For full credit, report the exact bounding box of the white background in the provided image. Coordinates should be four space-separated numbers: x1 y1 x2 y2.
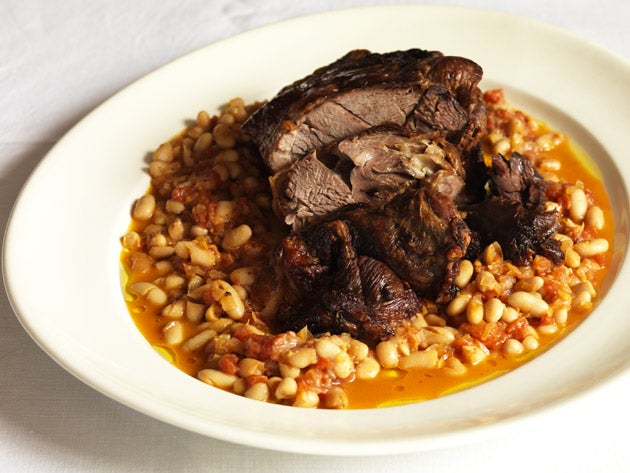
1 1 629 472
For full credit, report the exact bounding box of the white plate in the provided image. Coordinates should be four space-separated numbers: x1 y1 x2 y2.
3 5 630 455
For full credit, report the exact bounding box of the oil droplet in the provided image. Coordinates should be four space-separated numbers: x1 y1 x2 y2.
381 369 402 380
153 345 175 364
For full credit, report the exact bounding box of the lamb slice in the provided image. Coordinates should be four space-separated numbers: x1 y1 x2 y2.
243 49 485 172
269 150 353 229
333 128 466 205
409 85 469 140
270 128 467 230
347 186 472 298
265 219 421 346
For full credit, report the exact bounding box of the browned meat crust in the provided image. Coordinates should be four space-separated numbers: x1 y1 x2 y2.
246 50 560 346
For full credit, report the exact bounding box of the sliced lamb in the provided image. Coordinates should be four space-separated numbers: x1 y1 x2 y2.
335 128 466 205
243 49 485 173
247 49 563 345
269 128 466 230
269 151 353 229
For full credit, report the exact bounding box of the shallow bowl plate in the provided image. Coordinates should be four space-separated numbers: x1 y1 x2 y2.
3 5 630 455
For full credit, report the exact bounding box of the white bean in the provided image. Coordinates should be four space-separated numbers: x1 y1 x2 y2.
324 387 348 409
398 349 439 370
569 188 588 222
132 195 156 220
572 290 593 311
189 244 217 267
193 132 213 156
538 324 558 335
585 206 605 230
454 260 474 287
333 351 354 379
288 347 317 369
493 138 511 155
355 357 381 380
539 157 561 171
446 292 472 317
554 307 569 325
522 335 540 351
165 199 185 214
503 338 524 357
501 306 519 323
163 321 184 345
198 369 237 389
348 339 369 361
149 246 175 260
484 298 505 323
121 231 141 250
293 389 319 408
209 280 245 320
376 340 399 369
315 338 341 360
507 291 549 317
475 271 497 292
161 300 185 318
153 142 174 163
129 282 167 307
238 358 265 377
444 357 467 376
513 276 544 293
565 248 581 268
482 242 503 264
279 363 300 379
230 266 258 286
244 382 269 402
460 344 488 366
186 301 206 323
466 295 484 324
421 327 456 346
182 329 216 351
222 225 252 251
574 238 609 257
164 274 186 291
275 377 298 400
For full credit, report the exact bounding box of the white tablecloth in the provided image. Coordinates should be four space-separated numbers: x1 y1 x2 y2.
1 1 629 471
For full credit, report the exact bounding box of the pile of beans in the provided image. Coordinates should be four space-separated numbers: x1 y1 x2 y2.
120 91 612 409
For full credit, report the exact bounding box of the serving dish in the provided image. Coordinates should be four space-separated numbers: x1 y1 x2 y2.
3 5 630 455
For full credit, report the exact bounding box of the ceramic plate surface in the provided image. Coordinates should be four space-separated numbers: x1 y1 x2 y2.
3 5 630 455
